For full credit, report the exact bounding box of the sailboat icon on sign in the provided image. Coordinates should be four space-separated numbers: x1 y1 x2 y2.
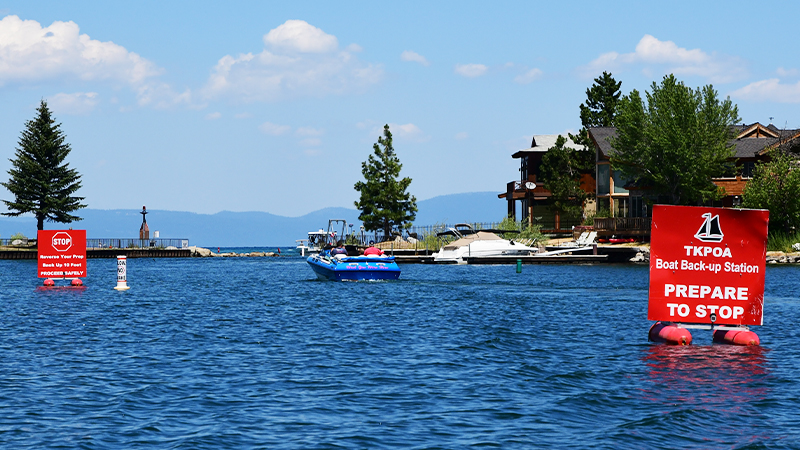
694 212 724 243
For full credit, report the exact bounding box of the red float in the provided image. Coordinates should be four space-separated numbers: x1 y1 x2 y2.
648 322 692 345
713 329 760 346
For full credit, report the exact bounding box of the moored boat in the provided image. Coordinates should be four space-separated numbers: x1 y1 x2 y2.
432 224 538 264
307 253 401 281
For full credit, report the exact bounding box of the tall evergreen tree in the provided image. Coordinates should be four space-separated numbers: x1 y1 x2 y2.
2 100 86 230
354 125 417 239
569 71 622 148
540 135 590 218
610 74 740 205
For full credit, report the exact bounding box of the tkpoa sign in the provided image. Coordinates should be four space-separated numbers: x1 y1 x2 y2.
648 205 768 326
37 229 87 278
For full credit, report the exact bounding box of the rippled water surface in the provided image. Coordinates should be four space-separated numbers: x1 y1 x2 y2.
1 255 799 449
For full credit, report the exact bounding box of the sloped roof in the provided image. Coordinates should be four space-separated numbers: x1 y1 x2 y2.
511 134 582 158
587 124 800 159
587 127 617 157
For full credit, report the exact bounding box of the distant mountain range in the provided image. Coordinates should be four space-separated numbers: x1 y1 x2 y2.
0 191 505 246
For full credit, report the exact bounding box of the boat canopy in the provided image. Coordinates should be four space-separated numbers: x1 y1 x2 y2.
441 231 504 251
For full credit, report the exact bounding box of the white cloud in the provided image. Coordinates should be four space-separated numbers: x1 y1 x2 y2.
47 92 99 115
136 81 192 108
206 112 222 120
389 123 427 142
454 132 468 140
263 20 338 53
203 20 383 102
731 79 800 103
300 138 322 146
0 15 160 86
0 15 193 109
581 35 747 83
259 121 291 135
777 67 799 77
401 50 429 66
234 112 252 119
455 63 488 78
296 127 323 136
514 68 543 84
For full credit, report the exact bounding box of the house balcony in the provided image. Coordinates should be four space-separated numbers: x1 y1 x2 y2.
593 217 652 238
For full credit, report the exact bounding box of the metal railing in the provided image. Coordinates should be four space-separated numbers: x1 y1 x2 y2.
87 238 190 249
593 217 652 233
0 238 33 247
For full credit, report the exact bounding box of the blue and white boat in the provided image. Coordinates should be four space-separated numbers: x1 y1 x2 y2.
307 253 401 281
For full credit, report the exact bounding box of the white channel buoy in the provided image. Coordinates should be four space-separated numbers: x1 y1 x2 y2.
114 255 130 290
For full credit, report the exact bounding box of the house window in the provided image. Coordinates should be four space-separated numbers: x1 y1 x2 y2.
597 164 610 195
612 169 629 194
521 156 529 181
597 198 610 216
630 196 648 218
614 197 630 218
742 161 755 178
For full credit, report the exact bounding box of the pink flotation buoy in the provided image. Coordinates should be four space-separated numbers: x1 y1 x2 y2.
70 279 84 287
713 329 760 346
43 278 55 287
649 322 692 345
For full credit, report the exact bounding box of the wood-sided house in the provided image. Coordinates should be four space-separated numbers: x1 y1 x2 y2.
498 135 596 232
588 122 800 238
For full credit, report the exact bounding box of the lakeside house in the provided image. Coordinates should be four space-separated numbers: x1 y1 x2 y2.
498 135 595 233
588 122 800 239
499 123 800 238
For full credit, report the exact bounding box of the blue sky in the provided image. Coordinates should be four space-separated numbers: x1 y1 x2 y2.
1 1 798 217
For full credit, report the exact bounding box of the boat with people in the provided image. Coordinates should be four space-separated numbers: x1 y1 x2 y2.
306 252 401 281
432 223 539 264
303 220 401 281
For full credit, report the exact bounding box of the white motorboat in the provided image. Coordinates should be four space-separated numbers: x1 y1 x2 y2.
432 224 538 264
296 219 348 256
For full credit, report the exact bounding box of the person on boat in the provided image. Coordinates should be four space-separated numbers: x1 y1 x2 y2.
363 246 384 256
330 241 348 259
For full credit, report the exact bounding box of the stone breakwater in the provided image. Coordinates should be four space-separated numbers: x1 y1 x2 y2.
189 247 280 258
627 247 800 264
766 251 800 264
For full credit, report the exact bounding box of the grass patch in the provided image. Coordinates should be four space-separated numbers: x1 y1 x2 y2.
767 231 800 253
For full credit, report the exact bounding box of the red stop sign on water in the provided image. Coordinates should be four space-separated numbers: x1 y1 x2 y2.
51 231 73 252
37 230 87 278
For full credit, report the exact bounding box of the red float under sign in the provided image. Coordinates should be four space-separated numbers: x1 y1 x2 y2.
37 229 87 278
648 205 768 326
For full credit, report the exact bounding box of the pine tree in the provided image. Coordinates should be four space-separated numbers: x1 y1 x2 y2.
540 135 590 218
354 125 417 239
569 71 622 149
2 100 86 230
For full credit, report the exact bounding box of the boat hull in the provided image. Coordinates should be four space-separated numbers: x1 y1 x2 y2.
307 255 401 281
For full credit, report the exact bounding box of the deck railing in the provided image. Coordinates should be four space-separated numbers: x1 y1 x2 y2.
87 238 190 249
593 217 652 235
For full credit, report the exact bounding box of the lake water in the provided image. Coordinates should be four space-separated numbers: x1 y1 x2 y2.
1 253 799 449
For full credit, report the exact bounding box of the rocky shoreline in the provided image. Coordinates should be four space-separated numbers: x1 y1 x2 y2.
627 247 800 264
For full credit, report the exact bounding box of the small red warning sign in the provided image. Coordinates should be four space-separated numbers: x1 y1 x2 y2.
37 229 87 278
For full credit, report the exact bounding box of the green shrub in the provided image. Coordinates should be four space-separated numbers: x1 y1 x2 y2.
496 217 547 245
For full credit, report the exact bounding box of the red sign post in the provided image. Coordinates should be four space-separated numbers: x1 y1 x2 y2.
37 230 87 278
648 205 768 326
